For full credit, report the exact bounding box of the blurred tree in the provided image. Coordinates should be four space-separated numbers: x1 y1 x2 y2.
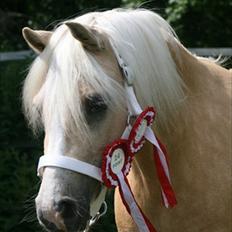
166 0 232 47
122 0 169 15
1 0 231 51
0 59 43 232
0 0 122 51
120 0 232 47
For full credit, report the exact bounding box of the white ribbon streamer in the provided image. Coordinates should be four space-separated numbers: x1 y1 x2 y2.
126 86 143 116
117 172 150 232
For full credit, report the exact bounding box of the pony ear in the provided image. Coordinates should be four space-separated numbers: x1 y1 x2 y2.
65 22 105 51
22 27 52 53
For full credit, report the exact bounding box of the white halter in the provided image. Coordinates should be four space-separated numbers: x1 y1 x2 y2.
37 44 170 188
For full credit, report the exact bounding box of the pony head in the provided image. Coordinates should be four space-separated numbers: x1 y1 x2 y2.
22 9 184 232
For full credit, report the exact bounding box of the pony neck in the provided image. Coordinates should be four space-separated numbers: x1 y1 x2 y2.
129 37 229 198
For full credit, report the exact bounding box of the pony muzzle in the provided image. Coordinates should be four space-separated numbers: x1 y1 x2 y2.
36 167 100 232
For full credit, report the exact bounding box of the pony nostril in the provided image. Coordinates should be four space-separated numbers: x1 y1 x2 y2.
37 209 60 231
54 197 90 231
55 197 77 219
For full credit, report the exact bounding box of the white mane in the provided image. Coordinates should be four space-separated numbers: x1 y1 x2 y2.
23 9 185 138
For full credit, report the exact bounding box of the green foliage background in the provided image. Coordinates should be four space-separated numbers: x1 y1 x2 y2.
0 0 231 232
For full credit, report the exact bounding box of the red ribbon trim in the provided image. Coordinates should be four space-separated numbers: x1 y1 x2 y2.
153 144 177 207
128 107 156 153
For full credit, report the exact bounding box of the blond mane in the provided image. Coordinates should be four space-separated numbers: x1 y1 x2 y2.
23 9 185 138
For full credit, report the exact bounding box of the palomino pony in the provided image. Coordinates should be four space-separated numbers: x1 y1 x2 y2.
22 9 231 232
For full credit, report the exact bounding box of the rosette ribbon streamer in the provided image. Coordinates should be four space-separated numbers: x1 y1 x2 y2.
101 105 176 232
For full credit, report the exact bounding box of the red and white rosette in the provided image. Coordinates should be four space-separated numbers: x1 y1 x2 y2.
102 139 132 188
127 106 177 208
102 139 157 232
128 107 156 153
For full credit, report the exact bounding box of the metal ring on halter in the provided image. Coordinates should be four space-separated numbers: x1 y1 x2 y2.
88 201 108 227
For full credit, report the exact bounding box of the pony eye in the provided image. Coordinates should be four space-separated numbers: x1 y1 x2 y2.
84 94 107 123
